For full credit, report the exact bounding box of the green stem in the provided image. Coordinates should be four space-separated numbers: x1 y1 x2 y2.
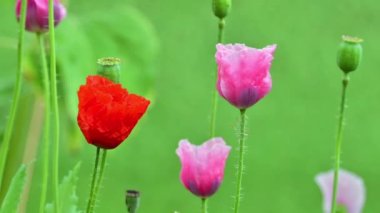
88 149 107 213
233 109 246 213
209 18 226 138
201 198 207 213
330 74 350 213
37 33 51 213
48 0 60 211
217 19 225 44
86 148 101 213
0 0 27 192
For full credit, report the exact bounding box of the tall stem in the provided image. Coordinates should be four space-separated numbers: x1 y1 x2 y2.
0 0 28 192
330 74 349 213
37 33 51 213
86 148 101 213
233 109 246 213
88 149 108 213
48 0 60 211
201 198 208 213
209 18 225 138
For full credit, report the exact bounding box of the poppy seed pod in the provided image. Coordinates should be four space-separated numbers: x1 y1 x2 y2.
97 57 121 83
337 36 363 73
126 190 140 213
212 0 231 19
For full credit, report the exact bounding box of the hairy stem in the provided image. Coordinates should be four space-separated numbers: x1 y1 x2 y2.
88 149 107 213
201 198 208 213
330 74 349 213
48 0 60 211
0 0 28 192
86 148 101 213
233 109 246 213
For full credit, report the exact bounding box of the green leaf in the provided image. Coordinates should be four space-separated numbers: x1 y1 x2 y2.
45 162 81 213
0 164 27 213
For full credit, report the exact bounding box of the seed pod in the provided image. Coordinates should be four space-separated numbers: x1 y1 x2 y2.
126 190 140 213
337 35 363 73
212 0 231 19
97 57 121 83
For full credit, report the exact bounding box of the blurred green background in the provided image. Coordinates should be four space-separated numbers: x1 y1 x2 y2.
0 0 380 212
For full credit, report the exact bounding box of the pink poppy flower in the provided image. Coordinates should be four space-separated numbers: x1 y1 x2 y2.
176 138 231 198
216 43 276 109
315 169 366 213
16 0 67 33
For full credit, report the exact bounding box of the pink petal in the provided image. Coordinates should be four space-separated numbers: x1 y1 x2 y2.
216 43 276 109
315 169 366 213
176 138 231 198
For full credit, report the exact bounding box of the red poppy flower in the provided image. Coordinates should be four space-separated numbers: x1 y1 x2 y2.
77 75 150 149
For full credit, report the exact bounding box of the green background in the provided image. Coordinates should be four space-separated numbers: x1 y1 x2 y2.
0 0 379 212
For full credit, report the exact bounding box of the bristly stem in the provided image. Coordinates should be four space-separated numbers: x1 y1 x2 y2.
48 0 60 211
233 109 246 213
0 0 27 192
201 198 208 213
86 148 101 213
330 74 350 213
88 149 108 213
37 33 51 213
209 18 226 138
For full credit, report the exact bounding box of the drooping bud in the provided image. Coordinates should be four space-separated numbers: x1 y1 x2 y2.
337 35 363 73
212 0 231 19
97 57 121 83
125 190 140 213
15 0 67 33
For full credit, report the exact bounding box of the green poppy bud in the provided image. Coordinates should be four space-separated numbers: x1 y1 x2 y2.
97 57 121 83
212 0 231 19
337 35 363 73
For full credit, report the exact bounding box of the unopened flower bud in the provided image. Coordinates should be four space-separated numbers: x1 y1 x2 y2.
176 138 231 198
216 44 276 109
126 190 140 213
212 0 231 19
97 57 121 83
16 0 67 33
337 35 363 73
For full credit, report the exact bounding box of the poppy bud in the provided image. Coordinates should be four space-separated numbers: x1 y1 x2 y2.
176 138 231 198
126 190 140 213
15 0 67 33
97 57 121 83
337 35 363 73
216 43 276 109
212 0 231 19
